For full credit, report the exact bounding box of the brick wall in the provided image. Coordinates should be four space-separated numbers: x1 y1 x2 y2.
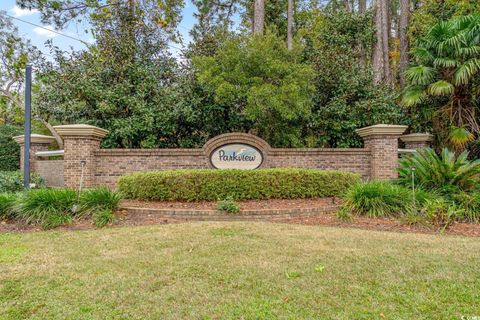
266 149 371 179
94 147 371 188
95 149 208 187
21 123 413 189
33 160 64 187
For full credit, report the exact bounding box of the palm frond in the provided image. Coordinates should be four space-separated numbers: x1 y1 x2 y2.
433 57 458 68
449 127 475 150
454 58 480 85
428 80 454 96
405 65 436 85
401 86 427 107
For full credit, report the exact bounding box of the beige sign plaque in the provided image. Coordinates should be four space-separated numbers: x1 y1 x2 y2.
210 143 263 169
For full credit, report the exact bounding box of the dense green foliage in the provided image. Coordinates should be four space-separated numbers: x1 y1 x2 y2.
0 171 44 193
398 148 480 193
0 125 21 171
299 11 407 147
194 32 315 147
0 187 121 229
118 169 360 201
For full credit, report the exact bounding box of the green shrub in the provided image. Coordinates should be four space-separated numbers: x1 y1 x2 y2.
118 169 360 202
79 187 121 214
217 197 240 214
92 209 117 228
449 192 480 223
342 181 436 218
420 198 461 231
399 148 480 193
15 189 77 229
0 171 44 193
0 125 21 171
0 193 17 219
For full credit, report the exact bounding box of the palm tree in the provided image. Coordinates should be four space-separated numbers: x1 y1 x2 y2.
401 14 480 150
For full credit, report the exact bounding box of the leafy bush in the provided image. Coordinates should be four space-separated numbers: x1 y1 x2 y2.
15 189 77 229
341 181 436 218
217 197 240 214
0 125 21 171
0 171 44 193
118 169 360 202
420 198 461 231
0 193 17 219
399 148 480 193
449 192 480 223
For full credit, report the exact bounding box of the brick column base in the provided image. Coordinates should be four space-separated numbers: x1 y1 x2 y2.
356 124 407 180
400 133 433 150
54 124 108 189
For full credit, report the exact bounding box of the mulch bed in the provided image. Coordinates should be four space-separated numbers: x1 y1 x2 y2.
1 198 480 237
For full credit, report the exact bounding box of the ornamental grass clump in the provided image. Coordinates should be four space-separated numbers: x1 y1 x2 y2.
11 187 121 229
79 187 121 227
0 193 17 219
15 189 77 229
341 181 436 218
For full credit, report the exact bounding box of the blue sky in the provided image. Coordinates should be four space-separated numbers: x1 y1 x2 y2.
0 0 198 58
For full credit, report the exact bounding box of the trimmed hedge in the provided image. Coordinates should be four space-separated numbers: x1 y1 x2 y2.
118 169 361 201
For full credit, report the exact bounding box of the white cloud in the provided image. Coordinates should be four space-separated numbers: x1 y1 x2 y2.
33 25 58 38
11 5 38 17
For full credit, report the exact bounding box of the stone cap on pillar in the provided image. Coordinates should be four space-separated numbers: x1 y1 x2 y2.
53 124 109 140
356 124 408 138
400 133 433 143
12 134 56 145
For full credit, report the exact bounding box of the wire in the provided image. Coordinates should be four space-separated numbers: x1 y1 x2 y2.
3 12 186 53
3 13 91 45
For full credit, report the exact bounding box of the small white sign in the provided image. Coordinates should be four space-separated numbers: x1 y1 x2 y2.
210 143 263 169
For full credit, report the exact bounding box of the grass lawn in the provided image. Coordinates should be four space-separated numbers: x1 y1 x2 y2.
1 222 479 319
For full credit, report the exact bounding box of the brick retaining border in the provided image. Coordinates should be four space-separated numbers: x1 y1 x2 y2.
119 203 341 221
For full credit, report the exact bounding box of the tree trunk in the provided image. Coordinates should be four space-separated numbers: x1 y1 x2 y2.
399 0 410 87
381 0 392 85
358 0 367 67
0 88 64 148
358 0 366 13
37 118 64 149
373 0 383 84
253 0 264 34
287 0 293 50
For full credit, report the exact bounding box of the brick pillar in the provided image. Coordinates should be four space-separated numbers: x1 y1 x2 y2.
13 134 56 171
400 133 433 150
356 124 407 180
54 124 108 189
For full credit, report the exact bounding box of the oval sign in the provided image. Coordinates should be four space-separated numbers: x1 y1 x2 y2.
210 143 263 169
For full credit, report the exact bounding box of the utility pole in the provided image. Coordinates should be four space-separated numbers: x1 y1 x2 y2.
23 65 32 189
